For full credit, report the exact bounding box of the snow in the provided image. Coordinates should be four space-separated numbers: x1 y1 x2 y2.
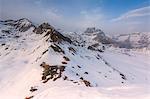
33 84 150 99
0 20 150 99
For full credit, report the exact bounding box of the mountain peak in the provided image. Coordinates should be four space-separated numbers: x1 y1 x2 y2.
15 18 34 32
83 27 112 44
1 18 34 32
33 22 72 44
16 18 32 26
84 27 105 36
34 22 55 34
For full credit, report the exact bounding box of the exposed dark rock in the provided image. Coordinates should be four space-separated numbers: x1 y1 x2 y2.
84 72 88 74
88 44 104 52
80 77 83 80
40 62 65 83
1 43 5 46
79 77 91 87
25 96 34 99
102 46 105 50
77 65 81 68
63 76 68 80
73 81 78 83
87 46 95 50
76 73 79 76
50 44 65 54
42 49 48 55
5 47 8 50
42 75 46 80
1 30 11 34
120 73 127 80
29 86 38 92
63 56 70 61
98 49 104 52
83 80 91 87
96 57 100 60
14 36 20 38
121 82 124 83
68 47 76 53
62 61 67 64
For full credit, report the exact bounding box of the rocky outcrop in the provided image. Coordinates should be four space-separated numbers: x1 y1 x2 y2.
33 23 53 34
34 23 72 43
40 62 66 83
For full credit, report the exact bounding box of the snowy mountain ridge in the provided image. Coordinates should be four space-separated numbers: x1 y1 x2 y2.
0 18 150 99
112 32 150 49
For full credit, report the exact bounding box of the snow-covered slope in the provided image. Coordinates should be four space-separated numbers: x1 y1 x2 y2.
0 19 150 99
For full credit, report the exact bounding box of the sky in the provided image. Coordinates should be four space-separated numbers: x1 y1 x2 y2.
0 0 150 34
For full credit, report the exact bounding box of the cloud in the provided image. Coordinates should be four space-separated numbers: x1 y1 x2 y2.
0 0 104 32
112 6 150 22
0 0 62 26
102 6 150 35
78 8 104 28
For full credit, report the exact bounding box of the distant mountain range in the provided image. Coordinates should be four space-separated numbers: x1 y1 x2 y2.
112 32 150 49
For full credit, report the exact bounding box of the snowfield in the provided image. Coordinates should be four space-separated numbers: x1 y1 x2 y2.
0 19 150 99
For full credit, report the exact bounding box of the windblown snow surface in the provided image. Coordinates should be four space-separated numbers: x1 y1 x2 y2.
0 19 150 99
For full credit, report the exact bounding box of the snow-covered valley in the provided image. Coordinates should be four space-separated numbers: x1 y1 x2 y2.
0 19 150 99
